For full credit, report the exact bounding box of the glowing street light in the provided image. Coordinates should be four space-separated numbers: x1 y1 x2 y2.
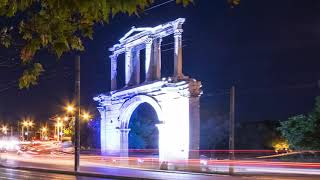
21 120 33 141
2 126 7 135
65 104 75 114
22 121 28 127
41 127 47 132
28 121 33 127
56 121 63 127
41 127 48 140
82 112 91 121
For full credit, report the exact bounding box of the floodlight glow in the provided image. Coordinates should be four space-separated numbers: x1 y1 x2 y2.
41 127 47 132
65 104 75 113
158 95 189 161
28 121 33 127
56 122 63 127
1 126 7 133
22 121 28 127
82 112 91 121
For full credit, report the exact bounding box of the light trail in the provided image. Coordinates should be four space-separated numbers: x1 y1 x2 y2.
11 141 320 176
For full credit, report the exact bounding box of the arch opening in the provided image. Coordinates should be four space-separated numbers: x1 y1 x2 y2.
128 102 159 157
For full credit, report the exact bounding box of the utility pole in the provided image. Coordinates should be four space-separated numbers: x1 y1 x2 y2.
229 85 235 174
74 55 81 172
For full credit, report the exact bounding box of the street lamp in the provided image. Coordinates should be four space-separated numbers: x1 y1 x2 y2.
63 101 92 172
55 120 63 142
22 120 33 141
82 112 91 121
41 127 47 140
2 126 7 136
65 104 75 114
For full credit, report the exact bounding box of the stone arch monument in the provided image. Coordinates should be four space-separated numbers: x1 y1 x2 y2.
94 18 202 162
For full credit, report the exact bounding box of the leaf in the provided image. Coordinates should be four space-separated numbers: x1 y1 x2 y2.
6 0 17 17
69 36 84 51
176 0 193 7
52 37 70 58
19 63 45 89
20 39 41 62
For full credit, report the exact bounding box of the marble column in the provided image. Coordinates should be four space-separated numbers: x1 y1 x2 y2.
125 48 133 86
156 123 166 162
97 107 107 155
174 28 184 80
132 50 140 85
188 96 200 159
153 38 162 80
145 38 153 82
120 128 130 158
110 55 118 91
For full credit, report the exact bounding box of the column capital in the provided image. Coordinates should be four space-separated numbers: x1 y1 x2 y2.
97 106 105 114
174 28 183 37
119 128 131 133
109 54 118 60
124 46 133 53
145 37 153 45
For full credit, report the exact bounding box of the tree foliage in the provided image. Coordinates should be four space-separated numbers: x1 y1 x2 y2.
277 97 320 150
0 0 195 88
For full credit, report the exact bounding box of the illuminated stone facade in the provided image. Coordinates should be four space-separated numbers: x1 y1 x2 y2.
94 18 202 161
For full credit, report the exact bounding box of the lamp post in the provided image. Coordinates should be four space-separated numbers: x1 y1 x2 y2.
55 118 63 142
27 121 33 141
22 121 27 141
22 120 33 141
64 102 92 172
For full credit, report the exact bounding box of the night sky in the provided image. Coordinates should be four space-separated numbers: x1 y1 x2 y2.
0 0 320 124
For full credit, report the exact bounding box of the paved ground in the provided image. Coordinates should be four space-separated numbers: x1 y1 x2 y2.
0 167 109 180
0 153 319 179
0 158 319 179
0 167 318 180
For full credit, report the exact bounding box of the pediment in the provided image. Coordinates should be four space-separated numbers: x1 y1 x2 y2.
119 26 152 43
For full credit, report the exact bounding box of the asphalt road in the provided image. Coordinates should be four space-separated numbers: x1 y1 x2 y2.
0 167 110 180
0 155 319 180
0 166 317 180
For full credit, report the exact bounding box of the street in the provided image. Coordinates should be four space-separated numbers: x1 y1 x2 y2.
0 153 318 180
0 166 317 180
0 167 109 180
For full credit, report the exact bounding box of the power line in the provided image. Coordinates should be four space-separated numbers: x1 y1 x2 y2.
144 0 175 12
203 81 319 98
0 70 72 95
162 44 187 52
161 39 189 47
